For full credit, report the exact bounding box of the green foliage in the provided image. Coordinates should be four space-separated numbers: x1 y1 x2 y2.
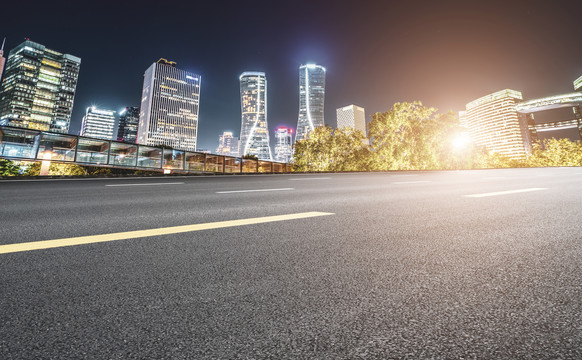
24 162 87 176
526 138 582 167
0 159 20 176
292 126 370 172
242 154 259 160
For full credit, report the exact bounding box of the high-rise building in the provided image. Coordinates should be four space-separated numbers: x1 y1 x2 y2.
216 131 239 157
465 89 531 159
239 72 272 160
295 64 326 142
336 105 366 135
137 59 201 151
458 110 468 128
80 106 116 140
0 38 6 84
574 75 582 91
117 106 140 143
0 39 81 133
274 127 294 163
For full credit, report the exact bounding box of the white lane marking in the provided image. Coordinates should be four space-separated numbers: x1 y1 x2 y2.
391 181 431 185
288 177 331 181
465 188 548 198
0 212 335 254
106 182 185 187
216 188 294 194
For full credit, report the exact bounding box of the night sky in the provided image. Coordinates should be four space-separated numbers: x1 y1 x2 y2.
3 0 582 150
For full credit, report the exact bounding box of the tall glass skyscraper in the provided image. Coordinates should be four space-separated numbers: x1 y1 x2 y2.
216 131 239 157
80 106 116 140
0 39 81 133
295 64 326 142
117 106 140 143
0 39 6 84
239 72 272 160
137 59 201 151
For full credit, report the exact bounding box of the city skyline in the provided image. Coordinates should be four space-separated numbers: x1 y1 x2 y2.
2 1 582 151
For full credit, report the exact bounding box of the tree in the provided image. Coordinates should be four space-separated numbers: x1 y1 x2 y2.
368 102 463 170
0 159 20 176
527 138 582 167
292 125 370 172
242 154 259 160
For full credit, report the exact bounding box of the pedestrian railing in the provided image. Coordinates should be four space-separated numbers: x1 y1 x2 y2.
0 126 292 174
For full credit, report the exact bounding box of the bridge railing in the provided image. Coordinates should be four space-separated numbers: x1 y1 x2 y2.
0 126 292 174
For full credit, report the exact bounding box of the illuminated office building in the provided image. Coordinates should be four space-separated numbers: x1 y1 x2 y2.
137 59 201 151
274 127 293 163
216 131 239 157
336 105 366 134
574 75 582 91
117 106 140 143
239 72 272 160
295 64 326 142
80 106 116 140
0 39 81 132
0 39 6 84
464 89 531 159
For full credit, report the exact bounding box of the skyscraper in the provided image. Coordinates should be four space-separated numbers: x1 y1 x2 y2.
465 89 530 159
216 131 239 157
274 127 293 163
336 104 366 135
295 64 326 142
239 72 272 160
80 106 116 140
117 106 140 143
137 59 201 151
574 75 582 91
0 39 81 133
0 38 6 84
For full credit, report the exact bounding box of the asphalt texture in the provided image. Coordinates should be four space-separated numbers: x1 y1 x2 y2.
1 168 582 359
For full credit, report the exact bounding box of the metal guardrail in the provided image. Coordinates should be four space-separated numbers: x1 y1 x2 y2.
0 126 291 174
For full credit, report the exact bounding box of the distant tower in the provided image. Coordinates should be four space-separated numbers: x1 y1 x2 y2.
295 64 326 142
336 105 366 135
0 38 6 84
137 59 201 151
117 106 140 143
274 127 294 163
80 106 116 140
216 131 239 157
239 72 272 160
0 39 81 132
574 75 582 91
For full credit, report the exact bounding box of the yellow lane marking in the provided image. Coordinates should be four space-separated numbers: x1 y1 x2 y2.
0 212 335 255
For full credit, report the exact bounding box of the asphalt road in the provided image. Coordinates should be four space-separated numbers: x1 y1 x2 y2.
1 168 582 359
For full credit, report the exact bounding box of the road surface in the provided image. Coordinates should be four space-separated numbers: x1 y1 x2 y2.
1 168 581 359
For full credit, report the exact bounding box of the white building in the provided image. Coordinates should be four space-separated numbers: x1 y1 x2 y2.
137 59 201 151
80 106 116 140
336 104 366 134
274 127 293 163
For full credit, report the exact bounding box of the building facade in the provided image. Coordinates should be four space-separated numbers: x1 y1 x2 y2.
464 89 531 159
239 72 272 160
574 75 582 91
295 64 326 142
80 106 116 140
336 105 366 134
137 59 201 151
0 39 5 84
216 131 239 157
117 106 140 143
274 127 293 163
0 39 81 133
